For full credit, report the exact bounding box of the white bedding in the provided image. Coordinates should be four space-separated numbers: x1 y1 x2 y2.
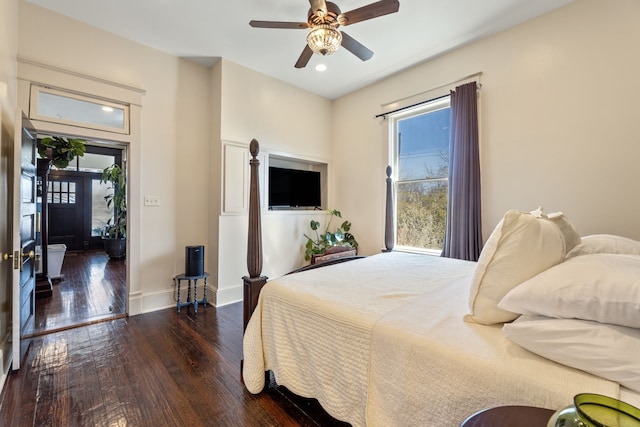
242 252 628 426
367 275 619 426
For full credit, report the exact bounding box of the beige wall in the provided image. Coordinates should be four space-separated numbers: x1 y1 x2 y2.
215 59 333 303
18 2 212 313
332 0 640 255
219 59 332 158
0 0 18 389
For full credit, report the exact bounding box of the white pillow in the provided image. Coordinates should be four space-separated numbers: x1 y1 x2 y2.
566 234 640 259
503 315 640 393
499 253 640 328
546 211 581 254
465 209 565 325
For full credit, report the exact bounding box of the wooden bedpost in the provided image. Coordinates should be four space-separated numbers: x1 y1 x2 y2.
243 139 268 331
383 165 395 252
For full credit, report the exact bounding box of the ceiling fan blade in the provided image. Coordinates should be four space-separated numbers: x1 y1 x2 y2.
295 45 314 68
340 0 400 26
249 20 309 29
340 32 373 61
309 0 328 15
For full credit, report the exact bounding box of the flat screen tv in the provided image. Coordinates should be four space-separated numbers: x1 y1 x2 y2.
269 166 321 209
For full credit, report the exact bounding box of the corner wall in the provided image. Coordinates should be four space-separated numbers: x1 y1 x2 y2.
208 61 222 304
332 0 640 254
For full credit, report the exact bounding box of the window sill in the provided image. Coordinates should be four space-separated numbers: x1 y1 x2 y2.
392 246 442 256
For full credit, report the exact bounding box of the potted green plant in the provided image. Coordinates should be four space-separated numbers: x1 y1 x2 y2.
304 209 358 263
37 136 86 169
100 163 126 259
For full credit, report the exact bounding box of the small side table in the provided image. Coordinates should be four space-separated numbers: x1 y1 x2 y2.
460 405 555 427
173 272 209 313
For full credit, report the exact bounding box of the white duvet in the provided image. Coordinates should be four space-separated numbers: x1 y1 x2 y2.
242 252 621 426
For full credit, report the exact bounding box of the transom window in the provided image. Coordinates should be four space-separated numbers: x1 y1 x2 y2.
30 85 130 134
390 97 451 252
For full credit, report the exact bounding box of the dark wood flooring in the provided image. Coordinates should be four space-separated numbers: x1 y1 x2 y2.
25 249 127 336
0 302 349 427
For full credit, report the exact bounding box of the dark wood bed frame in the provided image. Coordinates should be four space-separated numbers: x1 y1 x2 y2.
242 139 395 330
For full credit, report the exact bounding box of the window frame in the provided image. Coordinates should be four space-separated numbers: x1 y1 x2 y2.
389 96 451 254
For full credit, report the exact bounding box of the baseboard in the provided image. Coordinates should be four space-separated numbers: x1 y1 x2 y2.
215 284 243 307
129 282 243 316
138 287 181 314
128 290 143 315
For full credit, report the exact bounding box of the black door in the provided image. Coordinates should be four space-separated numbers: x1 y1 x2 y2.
47 172 84 250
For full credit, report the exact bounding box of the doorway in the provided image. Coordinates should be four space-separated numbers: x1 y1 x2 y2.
16 73 141 344
24 142 127 336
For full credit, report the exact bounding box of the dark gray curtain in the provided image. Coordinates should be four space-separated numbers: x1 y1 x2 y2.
442 81 482 261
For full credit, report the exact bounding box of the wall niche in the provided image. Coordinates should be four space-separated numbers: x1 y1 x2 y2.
268 154 328 211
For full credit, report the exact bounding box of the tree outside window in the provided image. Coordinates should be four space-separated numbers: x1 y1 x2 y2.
391 98 451 252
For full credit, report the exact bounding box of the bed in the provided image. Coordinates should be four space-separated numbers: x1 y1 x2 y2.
241 140 640 426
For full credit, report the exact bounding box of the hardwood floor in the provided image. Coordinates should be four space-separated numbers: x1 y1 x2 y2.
25 249 127 336
0 303 348 427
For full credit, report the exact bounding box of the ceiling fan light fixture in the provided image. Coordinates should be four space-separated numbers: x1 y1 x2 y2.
306 25 342 56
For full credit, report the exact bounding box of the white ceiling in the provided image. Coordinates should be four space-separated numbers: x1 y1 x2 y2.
25 0 574 100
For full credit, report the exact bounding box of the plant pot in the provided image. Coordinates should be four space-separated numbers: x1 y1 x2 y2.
103 237 126 259
311 245 357 265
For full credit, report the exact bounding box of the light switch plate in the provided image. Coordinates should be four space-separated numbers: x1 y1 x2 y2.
144 195 160 206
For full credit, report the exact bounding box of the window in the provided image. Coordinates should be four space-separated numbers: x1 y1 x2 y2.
48 180 76 204
92 179 113 236
30 85 130 134
390 97 451 252
78 152 116 173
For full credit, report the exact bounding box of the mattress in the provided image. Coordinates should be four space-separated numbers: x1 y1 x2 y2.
243 252 629 426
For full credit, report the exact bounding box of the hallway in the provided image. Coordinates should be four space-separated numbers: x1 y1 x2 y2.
24 249 126 336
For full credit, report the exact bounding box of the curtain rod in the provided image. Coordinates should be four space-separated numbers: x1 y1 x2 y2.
374 93 450 119
375 71 482 119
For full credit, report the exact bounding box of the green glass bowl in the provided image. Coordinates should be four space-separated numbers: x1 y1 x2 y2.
547 393 640 427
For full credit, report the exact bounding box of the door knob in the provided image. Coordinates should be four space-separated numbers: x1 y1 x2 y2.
19 250 34 272
2 250 20 269
2 250 34 271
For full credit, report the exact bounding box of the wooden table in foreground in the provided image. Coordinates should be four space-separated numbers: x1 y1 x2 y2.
460 405 556 427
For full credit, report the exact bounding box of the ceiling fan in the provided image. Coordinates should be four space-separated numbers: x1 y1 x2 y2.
249 0 400 68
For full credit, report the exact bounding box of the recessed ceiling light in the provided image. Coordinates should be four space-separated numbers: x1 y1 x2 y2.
102 106 114 112
315 64 327 72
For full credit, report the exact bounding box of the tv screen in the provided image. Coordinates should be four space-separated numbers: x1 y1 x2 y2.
269 167 321 208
